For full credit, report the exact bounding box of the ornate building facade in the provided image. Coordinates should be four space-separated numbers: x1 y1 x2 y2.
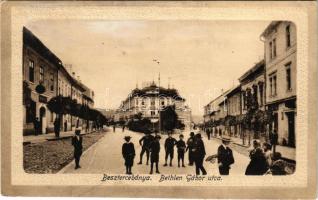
117 82 192 130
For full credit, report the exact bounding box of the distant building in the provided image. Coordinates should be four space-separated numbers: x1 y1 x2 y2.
118 82 192 130
225 85 242 137
261 21 296 147
239 60 266 114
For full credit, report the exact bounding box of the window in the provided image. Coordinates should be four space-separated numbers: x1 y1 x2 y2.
286 25 291 48
269 73 277 96
161 101 165 106
50 73 54 91
269 77 273 96
273 75 277 95
243 91 247 110
28 60 34 82
273 39 277 58
269 42 273 60
151 111 155 116
286 63 292 90
270 73 277 96
151 99 155 106
39 66 44 82
259 84 264 106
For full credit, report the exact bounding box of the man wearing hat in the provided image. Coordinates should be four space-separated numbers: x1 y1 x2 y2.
138 132 154 165
72 129 83 169
193 133 207 175
122 136 135 174
186 132 196 166
217 136 235 175
149 135 161 174
164 132 177 167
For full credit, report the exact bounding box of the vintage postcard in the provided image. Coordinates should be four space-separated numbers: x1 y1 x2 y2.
1 1 317 198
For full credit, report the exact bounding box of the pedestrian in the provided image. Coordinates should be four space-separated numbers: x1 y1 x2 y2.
149 135 161 174
64 120 68 132
269 129 278 153
186 132 195 166
193 133 207 175
262 142 273 167
72 129 83 169
54 117 60 138
164 132 177 167
122 125 125 132
122 136 135 174
245 140 269 175
206 128 211 140
33 117 40 136
176 134 186 167
138 132 154 165
113 124 116 132
217 136 235 175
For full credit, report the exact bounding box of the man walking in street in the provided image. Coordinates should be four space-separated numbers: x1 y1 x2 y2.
164 132 177 167
72 129 83 170
176 134 186 167
113 124 116 132
122 136 135 174
193 133 207 175
206 128 211 140
149 135 161 174
217 136 235 175
138 132 154 165
186 132 195 166
269 130 278 153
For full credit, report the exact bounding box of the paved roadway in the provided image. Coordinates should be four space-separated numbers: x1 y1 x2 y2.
61 129 249 175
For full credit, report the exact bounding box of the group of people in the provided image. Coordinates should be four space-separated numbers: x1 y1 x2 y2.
70 128 287 175
121 131 232 175
245 139 288 175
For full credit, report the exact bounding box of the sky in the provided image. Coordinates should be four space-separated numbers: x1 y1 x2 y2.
26 20 270 116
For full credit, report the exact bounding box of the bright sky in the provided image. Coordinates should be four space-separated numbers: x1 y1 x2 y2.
26 20 270 116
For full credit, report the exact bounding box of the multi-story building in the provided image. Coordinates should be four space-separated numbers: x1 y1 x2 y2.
23 27 96 135
23 27 60 135
261 21 296 147
118 82 192 130
203 92 227 136
225 85 242 137
239 60 266 114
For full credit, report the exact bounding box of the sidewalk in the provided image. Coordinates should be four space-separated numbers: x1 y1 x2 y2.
210 134 295 162
23 129 96 144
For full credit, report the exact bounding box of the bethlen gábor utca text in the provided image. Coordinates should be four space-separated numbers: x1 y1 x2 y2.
101 174 222 183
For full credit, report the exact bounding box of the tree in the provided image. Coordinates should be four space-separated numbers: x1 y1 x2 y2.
160 105 184 132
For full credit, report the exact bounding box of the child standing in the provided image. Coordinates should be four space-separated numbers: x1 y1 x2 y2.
122 136 135 174
176 134 186 167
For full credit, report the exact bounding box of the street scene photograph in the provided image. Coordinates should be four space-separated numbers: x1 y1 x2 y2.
22 20 296 176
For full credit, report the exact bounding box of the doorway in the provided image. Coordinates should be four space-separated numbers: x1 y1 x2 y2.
39 106 46 134
286 112 295 147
